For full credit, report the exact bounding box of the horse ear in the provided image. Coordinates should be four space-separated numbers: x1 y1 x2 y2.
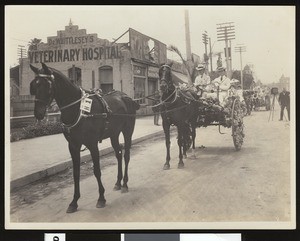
41 62 52 75
30 64 39 75
168 61 174 67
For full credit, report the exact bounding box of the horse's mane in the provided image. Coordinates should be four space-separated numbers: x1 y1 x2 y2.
49 67 80 91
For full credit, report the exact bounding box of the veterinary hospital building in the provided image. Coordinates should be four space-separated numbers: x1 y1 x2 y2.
11 22 189 116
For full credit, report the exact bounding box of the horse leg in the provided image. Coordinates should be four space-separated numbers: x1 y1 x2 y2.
122 130 133 193
182 127 187 159
162 120 171 170
182 139 187 159
177 126 184 169
110 136 123 191
89 143 106 208
191 124 196 159
66 142 81 213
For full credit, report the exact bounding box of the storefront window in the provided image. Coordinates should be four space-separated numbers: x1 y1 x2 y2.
134 77 146 104
133 65 146 104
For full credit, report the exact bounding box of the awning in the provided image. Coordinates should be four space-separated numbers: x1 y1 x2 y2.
171 71 190 85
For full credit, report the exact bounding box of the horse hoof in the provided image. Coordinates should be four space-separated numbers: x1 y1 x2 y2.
121 186 129 193
113 184 121 191
183 155 187 159
178 163 184 169
96 199 106 208
163 164 170 170
66 205 78 213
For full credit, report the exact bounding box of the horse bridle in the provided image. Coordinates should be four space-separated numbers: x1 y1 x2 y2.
159 64 174 93
34 73 55 107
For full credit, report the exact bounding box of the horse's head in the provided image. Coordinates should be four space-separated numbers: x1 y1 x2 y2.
159 63 174 94
29 63 55 120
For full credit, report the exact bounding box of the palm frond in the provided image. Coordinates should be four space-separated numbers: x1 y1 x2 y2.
168 45 193 84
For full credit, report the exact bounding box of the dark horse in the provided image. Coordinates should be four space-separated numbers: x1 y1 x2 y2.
30 63 140 213
154 63 199 170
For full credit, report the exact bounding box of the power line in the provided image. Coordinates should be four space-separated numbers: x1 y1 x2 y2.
235 44 247 89
11 38 29 43
216 22 235 77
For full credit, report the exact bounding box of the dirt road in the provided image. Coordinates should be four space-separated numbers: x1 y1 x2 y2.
10 110 291 226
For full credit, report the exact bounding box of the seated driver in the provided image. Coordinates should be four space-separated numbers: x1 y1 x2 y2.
194 63 211 97
209 66 231 106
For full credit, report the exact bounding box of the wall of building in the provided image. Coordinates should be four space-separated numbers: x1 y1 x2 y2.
12 24 168 118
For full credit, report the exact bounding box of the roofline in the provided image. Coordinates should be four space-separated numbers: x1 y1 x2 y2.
129 28 166 47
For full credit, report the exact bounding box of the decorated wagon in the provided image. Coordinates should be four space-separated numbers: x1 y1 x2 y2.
196 93 245 151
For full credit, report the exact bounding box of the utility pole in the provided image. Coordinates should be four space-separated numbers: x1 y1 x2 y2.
209 37 213 73
202 31 209 69
235 44 246 89
184 9 192 61
17 45 27 59
217 22 235 78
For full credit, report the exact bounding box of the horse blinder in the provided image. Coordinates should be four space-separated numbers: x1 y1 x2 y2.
30 80 37 95
32 75 55 106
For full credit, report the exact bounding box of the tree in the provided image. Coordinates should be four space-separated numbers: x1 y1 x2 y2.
231 70 241 81
243 65 254 90
231 68 254 90
28 38 42 51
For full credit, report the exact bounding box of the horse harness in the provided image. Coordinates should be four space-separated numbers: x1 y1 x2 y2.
159 87 196 125
62 89 112 136
34 72 112 134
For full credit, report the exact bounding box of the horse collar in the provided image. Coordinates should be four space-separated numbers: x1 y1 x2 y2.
37 73 55 80
161 64 171 69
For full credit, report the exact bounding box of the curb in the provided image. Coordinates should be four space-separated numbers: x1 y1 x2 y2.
10 129 170 191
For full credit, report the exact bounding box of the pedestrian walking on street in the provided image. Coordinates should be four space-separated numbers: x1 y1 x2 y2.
153 90 160 125
278 87 290 121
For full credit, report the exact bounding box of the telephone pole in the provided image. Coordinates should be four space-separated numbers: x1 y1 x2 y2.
209 37 213 73
217 22 235 78
184 9 192 61
235 44 246 89
17 45 27 60
202 31 209 69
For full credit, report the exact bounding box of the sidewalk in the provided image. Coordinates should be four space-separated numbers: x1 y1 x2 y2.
10 116 169 190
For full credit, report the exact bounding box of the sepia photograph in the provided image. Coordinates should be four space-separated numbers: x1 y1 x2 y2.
5 5 295 229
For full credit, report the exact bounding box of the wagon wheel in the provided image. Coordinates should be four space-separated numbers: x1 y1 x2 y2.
231 98 245 151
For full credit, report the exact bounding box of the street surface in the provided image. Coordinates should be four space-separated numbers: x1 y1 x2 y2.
10 110 291 224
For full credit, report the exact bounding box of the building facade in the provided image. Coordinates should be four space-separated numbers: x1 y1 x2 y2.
11 22 189 117
13 23 170 116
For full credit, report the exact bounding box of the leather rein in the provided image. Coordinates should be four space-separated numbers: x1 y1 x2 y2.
34 73 109 131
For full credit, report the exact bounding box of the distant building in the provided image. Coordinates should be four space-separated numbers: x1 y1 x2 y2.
266 75 290 92
278 74 290 91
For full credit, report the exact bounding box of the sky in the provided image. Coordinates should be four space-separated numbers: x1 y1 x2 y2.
5 5 295 84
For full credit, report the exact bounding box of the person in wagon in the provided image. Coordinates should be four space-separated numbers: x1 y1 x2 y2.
228 79 244 101
211 66 231 106
194 63 211 97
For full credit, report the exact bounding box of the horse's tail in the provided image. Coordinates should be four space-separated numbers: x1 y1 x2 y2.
121 96 140 113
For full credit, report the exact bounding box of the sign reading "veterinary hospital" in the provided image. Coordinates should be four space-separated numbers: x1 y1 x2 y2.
28 46 121 63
